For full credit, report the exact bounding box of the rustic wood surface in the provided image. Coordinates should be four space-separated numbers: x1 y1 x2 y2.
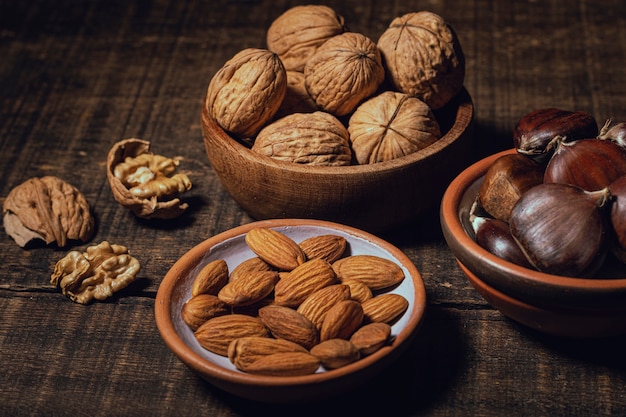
2 0 626 416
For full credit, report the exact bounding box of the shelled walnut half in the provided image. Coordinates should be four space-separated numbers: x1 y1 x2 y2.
107 138 192 219
2 176 94 248
50 241 141 304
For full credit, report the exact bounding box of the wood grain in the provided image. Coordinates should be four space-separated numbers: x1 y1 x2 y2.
2 0 626 416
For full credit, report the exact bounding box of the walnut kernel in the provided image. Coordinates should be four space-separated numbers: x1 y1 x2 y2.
107 138 192 219
50 241 141 304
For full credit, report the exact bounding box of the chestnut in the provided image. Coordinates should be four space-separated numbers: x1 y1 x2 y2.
478 153 544 223
598 119 626 149
470 214 533 269
513 108 598 164
608 175 626 263
509 183 610 277
544 137 626 191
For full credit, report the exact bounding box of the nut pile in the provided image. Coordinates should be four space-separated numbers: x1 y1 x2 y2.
471 108 626 277
205 5 465 165
182 227 409 376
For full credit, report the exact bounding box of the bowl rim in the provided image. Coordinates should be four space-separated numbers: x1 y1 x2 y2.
441 148 626 290
154 218 427 390
458 259 626 338
201 87 474 176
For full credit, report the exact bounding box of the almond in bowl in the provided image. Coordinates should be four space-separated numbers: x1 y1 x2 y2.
155 218 426 403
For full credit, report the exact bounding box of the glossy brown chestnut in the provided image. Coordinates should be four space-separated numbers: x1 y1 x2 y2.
478 153 544 223
544 137 626 191
470 213 533 268
509 183 610 277
598 119 626 149
513 108 598 163
608 175 626 263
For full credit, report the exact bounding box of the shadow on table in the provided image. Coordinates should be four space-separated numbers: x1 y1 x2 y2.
217 308 468 416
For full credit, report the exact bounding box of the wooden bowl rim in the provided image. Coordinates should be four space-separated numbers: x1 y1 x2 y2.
202 87 474 176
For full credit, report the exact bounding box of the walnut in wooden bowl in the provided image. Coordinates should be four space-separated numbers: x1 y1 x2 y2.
201 87 474 233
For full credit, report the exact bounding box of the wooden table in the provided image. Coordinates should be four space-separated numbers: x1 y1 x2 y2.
2 1 626 415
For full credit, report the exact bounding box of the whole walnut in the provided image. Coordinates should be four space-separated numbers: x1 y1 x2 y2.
266 5 347 72
304 32 385 117
251 111 352 166
348 91 441 164
377 11 465 110
206 48 287 139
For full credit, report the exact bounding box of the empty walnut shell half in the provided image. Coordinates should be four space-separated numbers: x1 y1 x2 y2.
348 91 441 164
106 138 192 219
3 176 94 248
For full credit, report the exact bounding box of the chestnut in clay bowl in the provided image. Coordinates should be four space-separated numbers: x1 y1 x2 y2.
201 88 474 234
440 149 626 338
155 218 426 403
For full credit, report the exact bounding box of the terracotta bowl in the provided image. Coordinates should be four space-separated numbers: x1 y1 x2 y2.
154 218 427 403
440 149 626 338
201 88 474 234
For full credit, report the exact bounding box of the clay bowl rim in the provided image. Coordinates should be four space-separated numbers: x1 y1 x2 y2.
440 148 626 298
457 259 626 338
201 87 474 176
154 218 427 397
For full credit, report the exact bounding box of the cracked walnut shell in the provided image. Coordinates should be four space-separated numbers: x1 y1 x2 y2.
206 48 287 139
266 4 346 72
3 176 94 248
377 11 465 110
50 241 141 304
304 32 385 117
252 111 352 166
107 138 192 219
348 91 441 164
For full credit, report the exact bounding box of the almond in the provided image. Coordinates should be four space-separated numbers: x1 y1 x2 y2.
227 336 307 372
245 227 306 271
361 293 409 324
194 314 269 356
244 351 321 376
191 259 229 296
181 293 231 331
332 255 405 290
349 322 391 355
296 284 351 329
341 278 373 303
258 305 319 349
320 299 363 341
310 338 360 369
218 270 279 307
298 234 347 263
229 256 273 282
274 258 337 307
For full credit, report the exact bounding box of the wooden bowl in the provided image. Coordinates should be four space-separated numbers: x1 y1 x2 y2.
201 88 474 234
440 149 626 337
154 218 427 403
